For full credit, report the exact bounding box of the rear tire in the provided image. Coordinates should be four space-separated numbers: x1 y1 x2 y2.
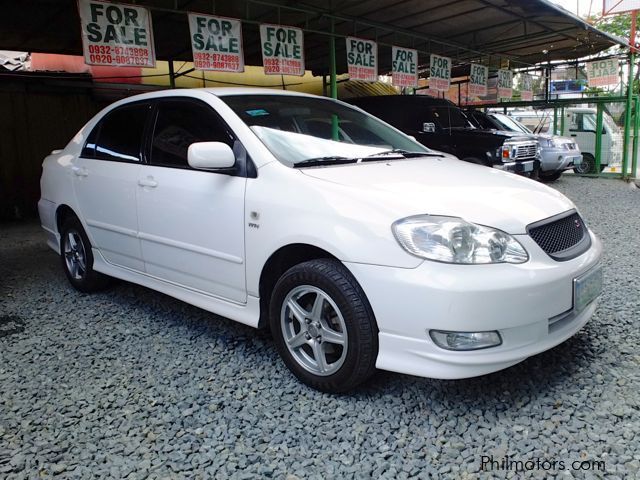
60 216 110 293
269 259 378 393
574 153 596 174
539 170 563 182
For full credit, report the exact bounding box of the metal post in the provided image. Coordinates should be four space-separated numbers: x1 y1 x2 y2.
622 52 635 178
168 59 176 89
553 107 558 135
329 19 339 141
633 95 639 178
560 106 565 136
595 102 603 174
622 11 637 178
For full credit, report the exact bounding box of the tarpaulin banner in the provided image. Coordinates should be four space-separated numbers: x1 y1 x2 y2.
346 37 377 82
429 54 451 92
391 46 418 88
497 69 513 99
260 24 305 76
468 63 488 96
77 0 155 67
188 14 244 72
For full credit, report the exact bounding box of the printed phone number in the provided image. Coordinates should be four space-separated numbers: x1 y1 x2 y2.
88 54 151 65
195 60 242 71
194 52 240 63
88 45 150 57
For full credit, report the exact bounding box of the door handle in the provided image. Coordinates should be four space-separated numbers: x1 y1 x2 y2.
570 134 577 137
138 177 158 188
72 166 88 177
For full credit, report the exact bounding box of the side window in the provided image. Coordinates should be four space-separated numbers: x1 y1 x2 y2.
94 103 149 162
150 100 234 168
570 113 583 131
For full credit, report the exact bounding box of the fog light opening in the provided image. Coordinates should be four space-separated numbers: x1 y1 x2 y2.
429 330 502 351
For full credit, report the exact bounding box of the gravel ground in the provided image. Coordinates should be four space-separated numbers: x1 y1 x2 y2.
1 175 639 479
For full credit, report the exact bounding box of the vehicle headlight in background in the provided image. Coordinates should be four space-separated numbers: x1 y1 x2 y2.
392 215 529 264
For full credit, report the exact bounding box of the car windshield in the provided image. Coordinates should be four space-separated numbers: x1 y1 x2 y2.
221 94 430 167
491 114 532 134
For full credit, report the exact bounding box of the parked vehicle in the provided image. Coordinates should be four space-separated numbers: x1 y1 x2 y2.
349 96 540 177
39 89 603 392
511 108 622 174
467 110 582 182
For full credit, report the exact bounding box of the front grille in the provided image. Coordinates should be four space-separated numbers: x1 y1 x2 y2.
514 143 537 159
528 211 591 261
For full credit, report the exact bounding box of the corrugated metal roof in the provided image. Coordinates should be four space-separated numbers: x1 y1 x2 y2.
0 0 626 75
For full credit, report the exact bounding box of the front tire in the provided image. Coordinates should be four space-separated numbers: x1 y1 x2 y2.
60 216 110 293
269 259 378 393
539 170 563 182
574 153 596 174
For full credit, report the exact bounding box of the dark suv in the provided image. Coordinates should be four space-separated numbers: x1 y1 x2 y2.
349 96 540 176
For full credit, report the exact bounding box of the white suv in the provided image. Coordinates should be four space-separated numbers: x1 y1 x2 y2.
39 88 603 392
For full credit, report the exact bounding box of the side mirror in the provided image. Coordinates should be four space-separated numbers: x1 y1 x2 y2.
187 142 235 170
422 122 436 133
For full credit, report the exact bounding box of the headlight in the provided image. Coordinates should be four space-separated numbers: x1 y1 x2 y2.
392 215 528 264
540 138 564 148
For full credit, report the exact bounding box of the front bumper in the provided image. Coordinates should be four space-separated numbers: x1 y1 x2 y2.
344 231 603 380
540 148 583 173
496 159 535 174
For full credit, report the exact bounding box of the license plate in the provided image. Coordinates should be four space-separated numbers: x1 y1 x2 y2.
573 265 603 313
573 155 583 165
523 162 533 172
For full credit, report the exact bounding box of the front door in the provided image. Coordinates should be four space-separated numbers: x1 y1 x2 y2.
136 98 247 303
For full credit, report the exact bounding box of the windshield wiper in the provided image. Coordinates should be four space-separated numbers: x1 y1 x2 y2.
293 156 358 168
361 149 444 161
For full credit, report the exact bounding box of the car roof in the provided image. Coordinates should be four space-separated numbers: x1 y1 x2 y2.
350 95 453 106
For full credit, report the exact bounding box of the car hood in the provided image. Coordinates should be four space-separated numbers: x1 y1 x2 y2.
473 129 538 142
299 155 574 234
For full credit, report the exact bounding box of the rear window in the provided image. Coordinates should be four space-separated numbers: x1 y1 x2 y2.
90 103 150 162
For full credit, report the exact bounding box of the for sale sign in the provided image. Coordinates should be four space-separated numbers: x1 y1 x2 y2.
77 0 155 67
346 37 377 82
429 54 451 91
469 63 488 96
587 59 618 87
391 46 417 88
498 69 513 99
521 74 533 101
188 14 244 72
260 24 304 76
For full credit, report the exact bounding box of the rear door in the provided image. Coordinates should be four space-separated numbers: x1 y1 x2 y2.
136 98 247 303
72 102 150 271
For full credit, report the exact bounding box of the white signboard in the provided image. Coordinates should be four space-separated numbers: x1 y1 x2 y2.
603 0 640 15
587 59 618 87
429 54 451 92
391 46 418 87
259 24 305 76
77 0 155 67
468 63 488 96
521 74 533 101
188 14 244 72
346 37 377 82
497 69 513 99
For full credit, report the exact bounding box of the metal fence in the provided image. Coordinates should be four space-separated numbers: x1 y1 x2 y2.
478 97 639 180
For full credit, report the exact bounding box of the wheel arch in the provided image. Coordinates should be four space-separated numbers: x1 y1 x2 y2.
258 243 339 328
55 204 79 234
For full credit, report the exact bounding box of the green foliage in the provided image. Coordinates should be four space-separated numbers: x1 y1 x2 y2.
590 12 632 40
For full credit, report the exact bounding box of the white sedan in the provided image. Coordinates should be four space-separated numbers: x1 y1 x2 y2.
38 88 603 392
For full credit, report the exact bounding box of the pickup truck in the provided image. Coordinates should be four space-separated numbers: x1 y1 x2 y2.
349 95 540 177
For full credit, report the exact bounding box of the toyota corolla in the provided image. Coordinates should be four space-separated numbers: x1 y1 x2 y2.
38 89 603 392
